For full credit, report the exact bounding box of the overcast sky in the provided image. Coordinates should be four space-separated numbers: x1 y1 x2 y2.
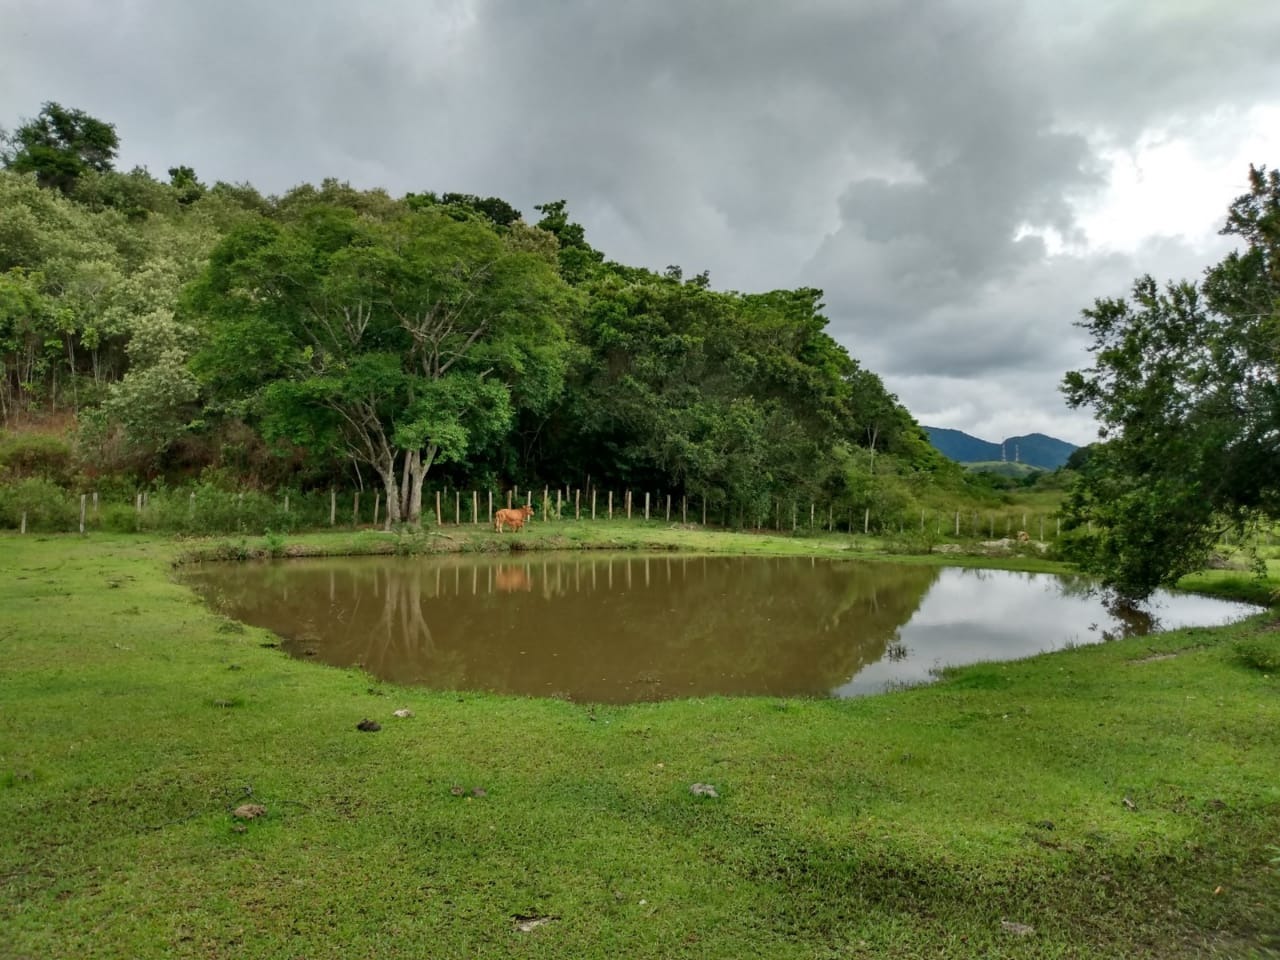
3 0 1278 445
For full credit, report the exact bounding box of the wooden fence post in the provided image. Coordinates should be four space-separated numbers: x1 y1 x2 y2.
556 489 562 520
488 490 493 523
627 490 632 519
666 494 671 522
507 489 513 508
682 496 687 524
702 498 707 526
79 494 86 534
810 502 815 529
136 492 142 515
608 490 613 520
20 511 26 534
436 490 442 526
644 492 650 520
864 508 870 535
92 491 98 516
954 510 960 536
374 493 380 527
575 489 581 520
330 489 336 526
455 491 461 524
473 491 478 525
353 492 360 526
591 489 596 520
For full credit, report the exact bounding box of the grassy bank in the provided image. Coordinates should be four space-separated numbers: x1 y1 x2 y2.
2 530 1278 958
172 518 1070 574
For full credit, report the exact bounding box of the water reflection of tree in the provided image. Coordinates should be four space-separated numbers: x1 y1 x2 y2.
1100 598 1156 640
183 555 939 703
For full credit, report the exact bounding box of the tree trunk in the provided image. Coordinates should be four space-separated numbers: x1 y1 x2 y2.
406 444 439 527
399 448 412 520
373 463 399 529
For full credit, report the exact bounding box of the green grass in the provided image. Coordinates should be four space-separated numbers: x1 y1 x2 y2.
2 530 1278 958
173 517 1068 572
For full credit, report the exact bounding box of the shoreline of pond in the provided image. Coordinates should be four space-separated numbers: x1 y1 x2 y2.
179 552 1262 703
170 520 1071 573
168 521 1277 606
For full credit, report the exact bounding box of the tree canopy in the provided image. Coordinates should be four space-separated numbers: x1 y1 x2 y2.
3 102 119 194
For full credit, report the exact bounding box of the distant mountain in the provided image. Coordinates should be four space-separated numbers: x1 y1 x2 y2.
923 427 1078 471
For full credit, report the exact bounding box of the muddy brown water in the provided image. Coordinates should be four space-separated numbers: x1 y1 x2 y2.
180 554 1260 703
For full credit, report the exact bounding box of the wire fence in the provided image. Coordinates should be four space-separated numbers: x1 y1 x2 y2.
0 480 1068 542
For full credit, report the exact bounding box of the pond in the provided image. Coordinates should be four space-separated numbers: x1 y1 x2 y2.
180 554 1260 703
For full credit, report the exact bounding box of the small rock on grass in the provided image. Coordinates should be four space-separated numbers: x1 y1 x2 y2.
689 783 719 798
392 708 414 718
1000 920 1035 937
513 915 557 933
356 719 381 732
233 803 267 820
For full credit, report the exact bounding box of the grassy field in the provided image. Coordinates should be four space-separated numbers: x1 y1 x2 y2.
2 527 1278 958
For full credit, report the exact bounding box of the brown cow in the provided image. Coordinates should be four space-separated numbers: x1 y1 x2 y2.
494 503 535 533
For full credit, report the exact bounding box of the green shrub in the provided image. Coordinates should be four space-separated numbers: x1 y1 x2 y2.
883 530 937 555
131 484 302 536
1234 636 1280 674
0 478 79 531
99 503 141 533
0 434 75 485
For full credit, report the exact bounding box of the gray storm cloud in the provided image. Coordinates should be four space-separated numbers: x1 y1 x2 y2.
2 0 1276 445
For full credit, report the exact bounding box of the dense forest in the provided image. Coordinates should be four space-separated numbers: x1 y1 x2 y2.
1 101 987 530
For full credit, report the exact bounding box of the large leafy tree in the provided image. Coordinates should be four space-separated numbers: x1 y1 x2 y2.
192 199 572 525
2 102 119 194
533 265 923 519
1062 165 1280 600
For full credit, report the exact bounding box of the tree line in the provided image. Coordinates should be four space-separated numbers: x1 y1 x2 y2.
1 102 956 530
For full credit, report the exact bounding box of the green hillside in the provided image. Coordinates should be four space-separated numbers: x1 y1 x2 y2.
963 461 1045 479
